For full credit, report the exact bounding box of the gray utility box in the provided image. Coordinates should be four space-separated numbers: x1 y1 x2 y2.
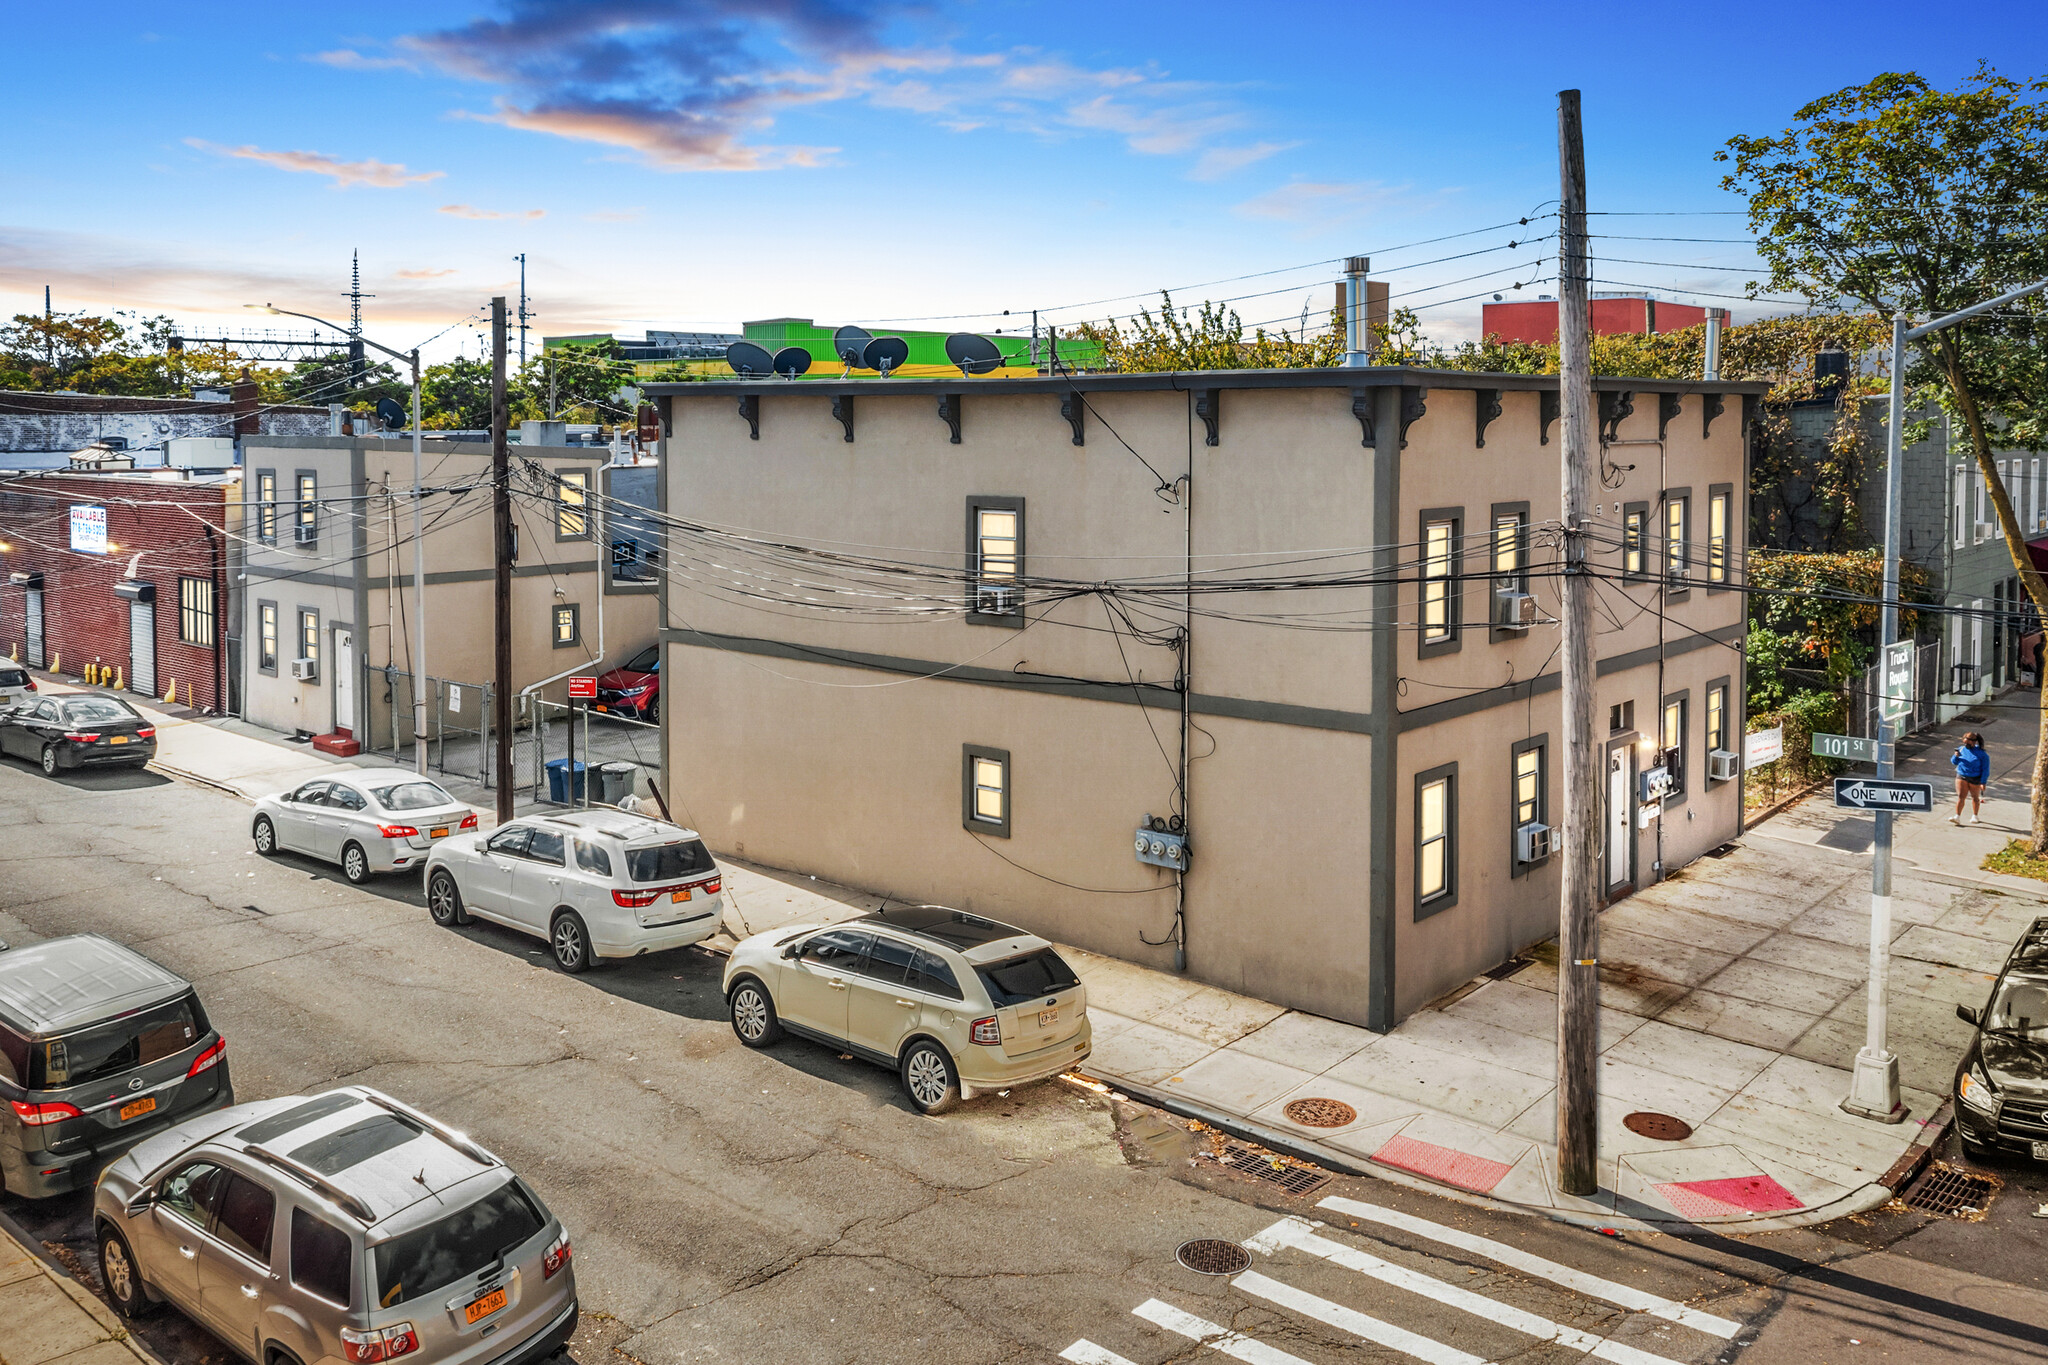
1134 826 1189 871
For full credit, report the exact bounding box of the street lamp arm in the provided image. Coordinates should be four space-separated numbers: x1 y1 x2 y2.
1905 276 2048 341
252 303 416 365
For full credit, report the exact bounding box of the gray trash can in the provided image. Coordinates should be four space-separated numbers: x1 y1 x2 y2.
594 762 638 807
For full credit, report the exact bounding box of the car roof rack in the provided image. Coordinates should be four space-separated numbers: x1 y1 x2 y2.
242 1144 377 1224
358 1090 497 1167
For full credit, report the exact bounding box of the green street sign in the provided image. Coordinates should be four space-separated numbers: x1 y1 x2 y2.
1812 732 1882 763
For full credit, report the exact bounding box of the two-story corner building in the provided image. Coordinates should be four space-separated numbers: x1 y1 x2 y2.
642 367 1765 1029
234 434 660 754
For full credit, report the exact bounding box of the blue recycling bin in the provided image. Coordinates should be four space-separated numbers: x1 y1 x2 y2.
545 758 587 804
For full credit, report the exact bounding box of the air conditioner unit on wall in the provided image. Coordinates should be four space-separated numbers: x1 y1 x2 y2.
290 658 318 681
1708 749 1739 782
1515 821 1552 863
975 585 1018 615
293 523 317 545
1497 591 1537 629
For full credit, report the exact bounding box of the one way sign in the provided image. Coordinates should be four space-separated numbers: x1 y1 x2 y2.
1833 777 1934 812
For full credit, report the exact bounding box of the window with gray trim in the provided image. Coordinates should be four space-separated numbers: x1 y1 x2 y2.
295 471 317 547
967 497 1024 626
1510 736 1549 876
1621 502 1648 578
555 469 589 540
962 744 1010 837
1706 484 1733 589
1489 501 1529 636
258 601 278 674
256 470 277 544
1661 689 1689 802
1415 761 1458 918
296 608 319 676
1705 676 1732 778
1418 509 1462 657
552 603 580 648
1663 488 1690 593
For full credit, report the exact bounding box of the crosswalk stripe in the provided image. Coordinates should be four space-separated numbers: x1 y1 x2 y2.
1247 1217 1683 1365
1133 1298 1318 1365
1232 1270 1491 1365
1061 1342 1139 1365
1317 1196 1742 1340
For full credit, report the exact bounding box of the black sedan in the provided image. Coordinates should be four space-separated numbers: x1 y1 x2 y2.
1955 914 2048 1161
0 692 157 774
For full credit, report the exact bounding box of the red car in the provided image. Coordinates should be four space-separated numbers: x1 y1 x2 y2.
595 645 660 722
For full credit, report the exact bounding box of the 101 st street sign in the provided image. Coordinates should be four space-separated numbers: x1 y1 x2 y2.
1833 777 1934 812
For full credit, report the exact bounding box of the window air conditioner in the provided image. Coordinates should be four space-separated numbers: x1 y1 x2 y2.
293 523 318 545
290 658 318 681
1708 749 1739 782
1516 821 1553 863
975 586 1018 614
1497 591 1537 629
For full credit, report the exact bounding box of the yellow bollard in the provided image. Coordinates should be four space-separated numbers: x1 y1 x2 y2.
48 653 58 675
113 667 124 691
165 678 177 705
85 663 98 685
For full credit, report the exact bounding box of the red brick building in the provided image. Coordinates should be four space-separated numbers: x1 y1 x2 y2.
0 471 237 713
1480 294 1713 345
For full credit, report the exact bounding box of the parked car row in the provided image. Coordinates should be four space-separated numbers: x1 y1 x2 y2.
0 691 155 774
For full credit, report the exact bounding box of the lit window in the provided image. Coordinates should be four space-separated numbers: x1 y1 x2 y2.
178 577 215 647
1707 684 1727 756
1623 506 1646 576
1707 491 1729 584
1417 767 1455 912
962 745 1010 837
556 470 588 539
1492 509 1526 622
259 604 278 672
1515 747 1541 827
298 610 318 663
1662 695 1687 796
1665 497 1688 586
553 604 580 648
1422 518 1456 643
257 471 277 543
297 474 316 534
969 499 1023 621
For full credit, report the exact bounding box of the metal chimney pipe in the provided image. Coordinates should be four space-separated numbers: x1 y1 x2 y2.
1703 307 1726 381
1342 256 1371 367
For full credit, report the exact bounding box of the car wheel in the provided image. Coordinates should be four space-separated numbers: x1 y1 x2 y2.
340 842 372 885
40 745 58 776
728 978 783 1048
427 871 469 926
253 816 277 856
551 911 595 973
646 695 659 725
98 1227 155 1319
900 1039 961 1115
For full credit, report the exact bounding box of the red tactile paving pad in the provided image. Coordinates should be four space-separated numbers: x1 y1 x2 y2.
1655 1174 1805 1219
1372 1133 1514 1194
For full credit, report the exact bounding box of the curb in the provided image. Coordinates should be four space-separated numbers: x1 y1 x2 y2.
1878 1096 1953 1191
0 1204 168 1365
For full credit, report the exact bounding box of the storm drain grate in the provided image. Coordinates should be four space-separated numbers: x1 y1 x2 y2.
1283 1097 1359 1129
1218 1145 1333 1197
1176 1239 1253 1276
1902 1163 2000 1218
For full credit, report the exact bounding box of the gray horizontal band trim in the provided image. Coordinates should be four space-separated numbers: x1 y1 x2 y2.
1395 618 1746 732
239 563 355 590
243 561 597 589
659 627 1371 734
647 369 1770 401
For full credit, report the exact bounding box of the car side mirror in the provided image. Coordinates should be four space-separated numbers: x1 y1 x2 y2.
125 1188 158 1215
781 944 804 960
1957 1003 1981 1026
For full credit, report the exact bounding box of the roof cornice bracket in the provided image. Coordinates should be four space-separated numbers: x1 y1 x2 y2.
1657 391 1683 442
737 394 759 441
831 394 854 443
1702 391 1726 440
937 393 962 444
1060 391 1085 446
1598 389 1635 444
1351 389 1375 447
1474 388 1502 448
1539 389 1560 445
1399 387 1428 449
1195 388 1221 447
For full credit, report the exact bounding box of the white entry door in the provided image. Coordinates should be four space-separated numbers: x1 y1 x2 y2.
333 627 354 736
1606 743 1632 894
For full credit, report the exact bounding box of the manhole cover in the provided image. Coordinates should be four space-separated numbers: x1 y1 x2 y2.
1903 1162 2000 1218
1283 1097 1359 1129
1177 1239 1253 1276
1622 1111 1693 1141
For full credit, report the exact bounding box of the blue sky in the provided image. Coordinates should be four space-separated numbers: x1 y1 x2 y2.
6 1 2045 363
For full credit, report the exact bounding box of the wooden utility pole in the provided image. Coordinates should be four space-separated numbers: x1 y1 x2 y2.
1555 89 1601 1198
491 296 514 823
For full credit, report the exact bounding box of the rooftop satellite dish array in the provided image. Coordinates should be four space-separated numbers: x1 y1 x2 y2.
723 326 1011 379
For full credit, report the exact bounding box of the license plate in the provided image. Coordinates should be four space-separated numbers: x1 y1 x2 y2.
120 1097 156 1121
465 1287 507 1324
671 888 692 903
1038 1009 1058 1027
2034 1140 2048 1162
109 735 130 744
595 704 610 712
430 826 449 839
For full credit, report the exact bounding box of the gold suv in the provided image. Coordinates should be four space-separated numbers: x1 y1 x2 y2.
722 907 1091 1113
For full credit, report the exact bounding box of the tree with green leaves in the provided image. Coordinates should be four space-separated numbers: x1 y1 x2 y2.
1073 293 1338 371
1721 65 2048 851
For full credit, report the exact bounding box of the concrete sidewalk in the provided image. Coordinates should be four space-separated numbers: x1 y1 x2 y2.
0 1215 160 1365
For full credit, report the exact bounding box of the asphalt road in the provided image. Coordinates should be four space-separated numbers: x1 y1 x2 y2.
3 757 2048 1365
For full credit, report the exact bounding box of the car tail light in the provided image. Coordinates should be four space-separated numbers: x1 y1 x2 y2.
8 1100 84 1126
612 888 661 907
23 680 34 691
67 732 100 743
544 1230 572 1278
378 824 419 839
341 1324 418 1362
186 1037 226 1077
969 1016 1001 1046
459 812 478 830
136 727 156 738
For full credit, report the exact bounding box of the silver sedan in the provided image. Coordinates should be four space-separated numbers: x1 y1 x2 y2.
250 767 477 883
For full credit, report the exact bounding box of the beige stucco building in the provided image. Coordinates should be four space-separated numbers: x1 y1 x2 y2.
236 435 657 754
645 368 1766 1028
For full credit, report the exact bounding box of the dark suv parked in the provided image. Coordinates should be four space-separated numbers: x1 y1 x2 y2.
0 935 233 1197
1955 915 2048 1161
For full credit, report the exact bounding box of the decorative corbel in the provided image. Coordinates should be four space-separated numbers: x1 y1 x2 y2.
831 394 854 443
1398 387 1428 449
1351 390 1376 447
1657 392 1683 442
737 394 759 441
656 395 673 440
1195 388 1221 447
1060 391 1085 446
937 393 962 444
1598 389 1635 444
1539 389 1560 445
1474 388 1502 448
1701 391 1726 440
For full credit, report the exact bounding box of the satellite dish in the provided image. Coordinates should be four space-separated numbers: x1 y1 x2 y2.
375 397 407 430
725 341 774 376
833 325 872 367
772 346 813 379
861 336 910 376
945 333 1003 376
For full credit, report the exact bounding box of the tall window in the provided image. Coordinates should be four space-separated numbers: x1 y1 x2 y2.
1665 495 1689 587
556 470 588 539
1515 746 1542 826
1415 763 1457 916
1662 693 1688 798
1511 738 1548 874
1622 504 1647 577
297 610 319 666
1707 488 1730 585
553 604 580 647
259 603 278 673
967 497 1023 624
1707 684 1726 755
257 471 277 544
1421 515 1458 648
1491 505 1527 628
1955 467 1967 547
178 576 215 647
962 744 1010 838
297 473 316 538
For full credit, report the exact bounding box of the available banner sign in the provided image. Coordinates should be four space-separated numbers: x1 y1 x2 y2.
69 504 108 553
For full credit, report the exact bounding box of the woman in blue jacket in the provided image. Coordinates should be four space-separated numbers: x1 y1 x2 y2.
1950 731 1990 823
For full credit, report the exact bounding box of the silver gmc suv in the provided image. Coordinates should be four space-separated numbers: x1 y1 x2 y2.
92 1086 577 1365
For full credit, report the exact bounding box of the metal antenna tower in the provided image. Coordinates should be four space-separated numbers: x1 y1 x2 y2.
515 253 531 367
344 250 376 388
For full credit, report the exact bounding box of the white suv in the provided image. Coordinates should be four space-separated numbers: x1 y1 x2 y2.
423 811 724 972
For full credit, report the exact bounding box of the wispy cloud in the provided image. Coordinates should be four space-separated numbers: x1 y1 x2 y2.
309 48 416 72
1191 141 1296 181
394 267 458 278
184 138 443 188
1234 180 1401 223
438 204 546 220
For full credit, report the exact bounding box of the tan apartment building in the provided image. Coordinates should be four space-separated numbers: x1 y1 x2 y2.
236 434 658 755
644 368 1765 1028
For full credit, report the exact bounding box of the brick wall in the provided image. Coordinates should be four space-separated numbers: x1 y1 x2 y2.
0 473 232 712
0 391 331 455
